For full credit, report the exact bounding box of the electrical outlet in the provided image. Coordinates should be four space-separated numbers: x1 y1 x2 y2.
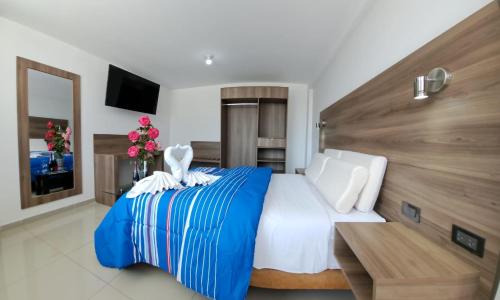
401 201 420 223
452 225 485 257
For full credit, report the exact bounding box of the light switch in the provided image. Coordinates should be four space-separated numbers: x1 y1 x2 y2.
401 201 420 223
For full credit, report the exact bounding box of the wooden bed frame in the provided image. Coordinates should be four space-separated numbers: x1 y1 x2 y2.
249 4 500 297
250 268 349 290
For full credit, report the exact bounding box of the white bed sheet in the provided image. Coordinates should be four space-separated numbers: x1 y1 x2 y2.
253 174 385 273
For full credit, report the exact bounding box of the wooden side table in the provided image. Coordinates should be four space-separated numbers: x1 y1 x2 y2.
335 222 479 300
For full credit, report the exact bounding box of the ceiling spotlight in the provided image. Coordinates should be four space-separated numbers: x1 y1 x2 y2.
205 55 214 66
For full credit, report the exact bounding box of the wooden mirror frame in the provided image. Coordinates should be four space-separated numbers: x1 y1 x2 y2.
17 57 82 209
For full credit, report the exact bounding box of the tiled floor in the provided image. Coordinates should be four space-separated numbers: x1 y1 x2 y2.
0 202 355 300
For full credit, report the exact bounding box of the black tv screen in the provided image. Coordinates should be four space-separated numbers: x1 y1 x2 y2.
105 65 160 114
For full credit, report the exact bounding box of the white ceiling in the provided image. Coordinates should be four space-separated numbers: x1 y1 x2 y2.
0 0 369 88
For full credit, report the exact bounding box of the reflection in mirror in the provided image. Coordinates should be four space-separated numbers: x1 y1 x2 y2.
28 69 74 196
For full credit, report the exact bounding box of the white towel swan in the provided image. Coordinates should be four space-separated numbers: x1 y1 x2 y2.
183 170 220 187
127 145 220 198
164 144 192 182
164 144 220 187
127 171 182 198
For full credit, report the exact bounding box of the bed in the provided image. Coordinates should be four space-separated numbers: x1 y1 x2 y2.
95 166 273 300
250 149 387 289
254 174 384 272
95 149 387 299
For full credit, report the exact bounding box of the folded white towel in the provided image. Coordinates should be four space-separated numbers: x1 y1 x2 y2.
127 171 182 198
183 171 220 187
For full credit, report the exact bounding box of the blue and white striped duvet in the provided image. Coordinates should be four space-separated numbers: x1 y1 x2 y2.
95 167 272 300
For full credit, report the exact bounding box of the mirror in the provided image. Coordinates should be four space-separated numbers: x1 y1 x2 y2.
17 57 81 208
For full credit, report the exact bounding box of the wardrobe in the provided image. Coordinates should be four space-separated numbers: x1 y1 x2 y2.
220 86 288 173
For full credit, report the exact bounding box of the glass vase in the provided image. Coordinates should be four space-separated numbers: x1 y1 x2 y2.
133 160 148 184
54 152 64 171
138 160 148 180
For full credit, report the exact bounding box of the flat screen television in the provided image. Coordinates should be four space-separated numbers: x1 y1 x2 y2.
105 65 160 114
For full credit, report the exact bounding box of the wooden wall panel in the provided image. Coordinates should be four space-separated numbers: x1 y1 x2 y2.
93 134 130 154
29 116 68 139
319 3 500 299
221 86 288 99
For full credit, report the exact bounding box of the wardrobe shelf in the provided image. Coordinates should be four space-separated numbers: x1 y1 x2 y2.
257 159 286 163
257 146 286 149
257 137 286 149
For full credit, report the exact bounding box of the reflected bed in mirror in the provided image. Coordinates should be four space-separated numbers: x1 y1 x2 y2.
17 57 81 208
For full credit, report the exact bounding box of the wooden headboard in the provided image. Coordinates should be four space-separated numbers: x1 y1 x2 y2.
319 3 500 299
191 141 221 162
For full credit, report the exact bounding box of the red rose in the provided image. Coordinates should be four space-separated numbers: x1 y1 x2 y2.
128 130 140 143
47 121 53 129
148 127 159 139
128 146 139 158
45 130 55 141
138 115 151 127
47 143 55 151
144 141 156 152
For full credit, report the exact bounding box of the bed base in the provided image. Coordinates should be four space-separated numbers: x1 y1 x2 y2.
250 268 350 290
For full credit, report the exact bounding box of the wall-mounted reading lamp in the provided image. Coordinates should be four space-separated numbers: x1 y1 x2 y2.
315 121 327 129
413 67 452 100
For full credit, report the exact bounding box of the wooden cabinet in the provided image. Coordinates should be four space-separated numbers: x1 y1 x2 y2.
335 222 479 300
257 97 287 173
93 134 164 206
221 87 288 173
94 153 127 206
94 152 164 206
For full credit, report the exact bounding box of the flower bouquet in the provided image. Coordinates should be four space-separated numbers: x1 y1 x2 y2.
128 115 161 181
44 121 71 171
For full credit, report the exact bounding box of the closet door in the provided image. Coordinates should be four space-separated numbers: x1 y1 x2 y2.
221 102 258 168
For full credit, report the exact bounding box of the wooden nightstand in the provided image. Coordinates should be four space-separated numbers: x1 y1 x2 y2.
335 222 479 300
295 168 305 175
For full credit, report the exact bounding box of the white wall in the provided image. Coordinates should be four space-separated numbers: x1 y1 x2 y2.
0 18 170 227
167 83 310 173
309 0 494 156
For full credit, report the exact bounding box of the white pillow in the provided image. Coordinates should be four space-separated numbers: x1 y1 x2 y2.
323 149 342 159
315 158 369 214
305 153 330 183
